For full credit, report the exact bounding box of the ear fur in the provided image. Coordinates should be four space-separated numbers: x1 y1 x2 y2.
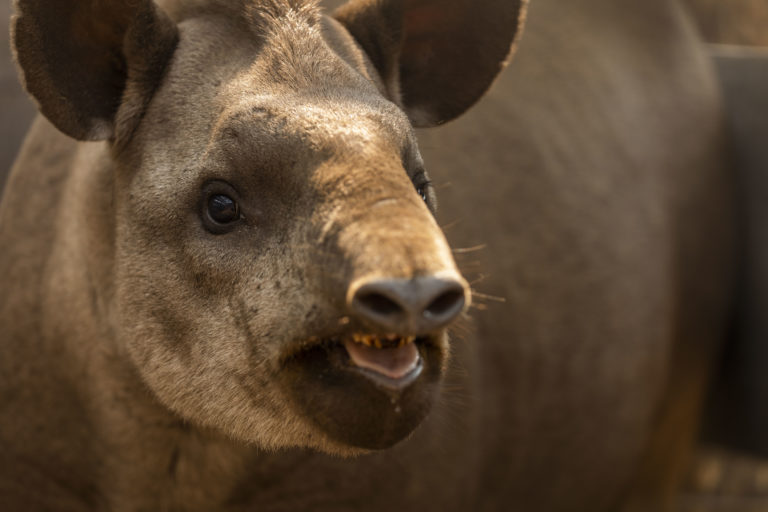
334 0 528 127
12 0 178 142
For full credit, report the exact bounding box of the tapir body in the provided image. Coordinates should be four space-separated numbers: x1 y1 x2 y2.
0 0 733 511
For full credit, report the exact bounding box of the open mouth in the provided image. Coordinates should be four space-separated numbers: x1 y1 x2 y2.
279 331 445 449
285 332 435 390
343 333 426 389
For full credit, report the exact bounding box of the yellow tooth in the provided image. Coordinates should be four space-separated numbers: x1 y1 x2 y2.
351 333 416 348
353 333 375 347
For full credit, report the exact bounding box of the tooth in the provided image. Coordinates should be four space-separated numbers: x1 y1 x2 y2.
354 334 374 347
351 333 415 349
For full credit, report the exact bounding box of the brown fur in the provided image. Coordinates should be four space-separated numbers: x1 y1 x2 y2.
0 0 733 510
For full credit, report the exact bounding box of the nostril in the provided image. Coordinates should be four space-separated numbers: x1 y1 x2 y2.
424 289 465 319
349 277 468 332
356 292 404 317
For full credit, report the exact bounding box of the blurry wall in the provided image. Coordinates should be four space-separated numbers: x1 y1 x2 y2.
0 1 35 189
684 0 768 46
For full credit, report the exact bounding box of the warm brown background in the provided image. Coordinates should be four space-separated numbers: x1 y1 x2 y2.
686 0 768 46
0 1 34 188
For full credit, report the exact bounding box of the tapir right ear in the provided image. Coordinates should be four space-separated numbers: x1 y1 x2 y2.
11 0 178 142
334 0 528 127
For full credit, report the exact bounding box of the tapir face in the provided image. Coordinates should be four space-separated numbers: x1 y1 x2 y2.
113 10 466 453
12 0 526 453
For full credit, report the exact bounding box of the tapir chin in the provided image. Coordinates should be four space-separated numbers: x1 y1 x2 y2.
0 0 733 510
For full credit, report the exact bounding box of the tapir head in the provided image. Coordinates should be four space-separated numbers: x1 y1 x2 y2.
12 0 526 453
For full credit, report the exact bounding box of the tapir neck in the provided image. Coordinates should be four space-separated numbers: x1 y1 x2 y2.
89 384 261 511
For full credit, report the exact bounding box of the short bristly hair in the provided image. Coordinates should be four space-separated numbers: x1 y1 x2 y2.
165 0 320 26
244 0 321 28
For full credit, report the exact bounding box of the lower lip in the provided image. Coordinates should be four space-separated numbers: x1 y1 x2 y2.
348 355 424 391
278 336 444 449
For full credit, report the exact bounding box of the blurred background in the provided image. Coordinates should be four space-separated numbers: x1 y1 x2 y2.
686 0 768 46
1 0 767 510
0 1 34 187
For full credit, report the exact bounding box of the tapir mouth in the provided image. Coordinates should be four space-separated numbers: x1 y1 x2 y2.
343 333 425 389
279 331 445 450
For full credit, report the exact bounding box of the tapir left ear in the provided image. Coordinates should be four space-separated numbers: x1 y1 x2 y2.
12 0 178 142
334 0 528 127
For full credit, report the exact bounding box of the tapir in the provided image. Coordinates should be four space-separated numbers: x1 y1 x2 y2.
0 0 734 510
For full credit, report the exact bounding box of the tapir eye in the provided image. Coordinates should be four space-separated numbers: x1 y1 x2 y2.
416 184 429 203
412 171 435 211
208 195 239 223
201 181 243 234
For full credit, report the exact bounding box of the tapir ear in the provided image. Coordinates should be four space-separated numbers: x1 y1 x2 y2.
334 0 528 127
11 0 178 141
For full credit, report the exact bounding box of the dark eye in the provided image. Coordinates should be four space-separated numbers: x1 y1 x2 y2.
414 176 434 211
208 194 240 224
416 183 429 203
201 181 243 234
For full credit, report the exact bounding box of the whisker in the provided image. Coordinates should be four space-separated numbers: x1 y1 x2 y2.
452 244 487 254
471 291 506 303
440 218 463 231
469 274 488 286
